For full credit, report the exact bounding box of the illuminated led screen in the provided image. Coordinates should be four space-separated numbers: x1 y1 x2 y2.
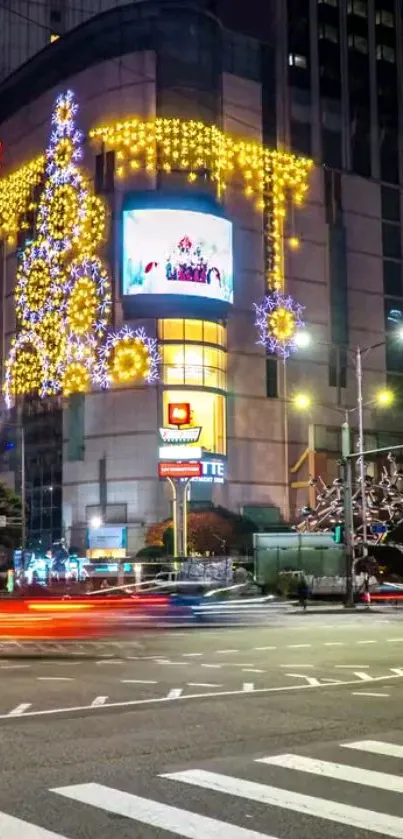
122 208 233 305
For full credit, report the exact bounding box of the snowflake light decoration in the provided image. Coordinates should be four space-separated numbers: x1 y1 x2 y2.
99 326 160 388
4 90 157 407
255 291 305 358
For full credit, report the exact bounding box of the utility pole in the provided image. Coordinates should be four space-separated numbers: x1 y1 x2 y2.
342 419 355 608
356 346 368 554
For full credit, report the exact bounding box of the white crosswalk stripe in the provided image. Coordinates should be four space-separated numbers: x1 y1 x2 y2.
3 737 403 838
161 768 403 837
52 782 274 839
342 739 403 758
0 811 68 838
257 753 403 793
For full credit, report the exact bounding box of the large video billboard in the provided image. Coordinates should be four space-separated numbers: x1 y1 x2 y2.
122 208 233 306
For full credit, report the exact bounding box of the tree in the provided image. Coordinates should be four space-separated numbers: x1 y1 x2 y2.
0 482 22 555
145 506 255 555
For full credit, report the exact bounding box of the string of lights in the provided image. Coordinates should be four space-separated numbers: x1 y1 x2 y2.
4 89 158 405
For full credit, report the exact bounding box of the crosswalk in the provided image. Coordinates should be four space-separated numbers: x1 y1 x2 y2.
3 737 403 837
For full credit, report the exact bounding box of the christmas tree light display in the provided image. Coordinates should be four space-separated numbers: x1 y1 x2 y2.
4 90 158 407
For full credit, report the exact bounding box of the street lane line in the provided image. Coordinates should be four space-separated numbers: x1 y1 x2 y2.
387 638 403 642
182 653 203 657
357 640 377 644
91 696 108 706
0 811 69 838
287 644 311 648
201 664 221 668
352 692 390 697
52 782 276 839
187 683 222 688
254 646 277 650
335 664 369 668
121 679 157 684
324 642 344 646
167 688 183 699
216 649 239 654
243 683 254 691
243 669 265 673
354 672 373 681
163 769 403 837
343 741 403 758
37 677 74 682
8 703 32 716
0 671 402 722
257 754 403 793
279 664 314 668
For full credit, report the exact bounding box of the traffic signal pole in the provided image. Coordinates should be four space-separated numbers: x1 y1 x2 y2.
342 420 355 608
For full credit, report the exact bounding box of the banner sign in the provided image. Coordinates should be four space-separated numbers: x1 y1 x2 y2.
159 462 202 479
159 445 202 461
159 427 201 444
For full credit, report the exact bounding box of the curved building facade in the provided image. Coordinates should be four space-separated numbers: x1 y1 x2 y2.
5 0 392 555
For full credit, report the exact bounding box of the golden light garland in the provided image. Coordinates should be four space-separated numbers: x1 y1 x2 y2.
110 337 151 384
61 361 90 397
10 348 43 396
66 276 99 335
0 117 313 294
45 183 80 243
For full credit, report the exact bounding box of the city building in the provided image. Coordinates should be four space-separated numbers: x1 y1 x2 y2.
0 0 402 554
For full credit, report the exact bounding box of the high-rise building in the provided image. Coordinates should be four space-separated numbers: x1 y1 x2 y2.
0 0 402 554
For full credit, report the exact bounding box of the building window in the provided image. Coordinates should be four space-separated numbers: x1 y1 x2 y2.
158 319 226 347
162 390 226 455
288 53 308 69
318 0 338 6
161 343 227 390
266 357 278 398
382 223 401 259
347 34 368 54
347 0 367 17
376 44 395 63
381 186 400 222
375 10 394 28
383 260 402 296
319 24 339 43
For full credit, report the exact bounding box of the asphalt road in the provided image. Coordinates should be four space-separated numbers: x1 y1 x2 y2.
1 611 403 838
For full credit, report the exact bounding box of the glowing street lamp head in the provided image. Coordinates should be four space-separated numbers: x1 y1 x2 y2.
294 329 311 349
293 392 312 411
288 236 300 250
375 388 394 407
89 515 103 529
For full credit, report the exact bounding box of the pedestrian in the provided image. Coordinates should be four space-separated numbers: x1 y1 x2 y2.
363 574 371 609
297 574 309 611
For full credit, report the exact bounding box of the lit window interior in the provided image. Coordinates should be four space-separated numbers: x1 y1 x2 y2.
163 390 226 455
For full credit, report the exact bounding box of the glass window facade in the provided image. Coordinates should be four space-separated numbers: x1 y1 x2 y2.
161 343 227 390
158 319 226 347
162 390 226 455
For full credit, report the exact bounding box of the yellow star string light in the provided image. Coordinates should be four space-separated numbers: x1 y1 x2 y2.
66 276 99 336
0 155 44 243
61 361 91 397
269 306 296 343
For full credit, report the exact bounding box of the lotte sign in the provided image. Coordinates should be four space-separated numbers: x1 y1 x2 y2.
158 462 202 479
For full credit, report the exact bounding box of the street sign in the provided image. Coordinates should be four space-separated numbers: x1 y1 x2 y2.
0 515 6 527
159 462 202 479
370 523 387 534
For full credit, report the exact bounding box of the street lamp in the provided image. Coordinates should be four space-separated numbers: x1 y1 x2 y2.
89 515 103 530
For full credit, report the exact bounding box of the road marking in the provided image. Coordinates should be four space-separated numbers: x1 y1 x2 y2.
257 754 403 793
187 683 222 688
91 696 108 706
254 646 277 651
243 669 265 674
286 673 321 686
8 703 32 716
167 688 183 699
352 692 390 697
287 644 311 649
201 664 222 669
357 640 377 645
0 664 30 669
53 782 274 839
279 664 314 668
216 649 239 654
182 653 203 657
391 668 403 676
163 769 403 837
335 664 370 669
37 677 74 682
0 811 69 838
353 672 374 681
0 671 402 721
343 740 403 758
158 661 189 666
387 638 403 642
324 642 344 646
243 683 254 692
120 679 158 685
95 660 124 665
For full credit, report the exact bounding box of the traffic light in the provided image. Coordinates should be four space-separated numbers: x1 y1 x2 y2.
333 524 345 544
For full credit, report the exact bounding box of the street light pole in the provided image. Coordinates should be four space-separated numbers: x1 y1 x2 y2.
342 418 355 607
356 346 368 554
